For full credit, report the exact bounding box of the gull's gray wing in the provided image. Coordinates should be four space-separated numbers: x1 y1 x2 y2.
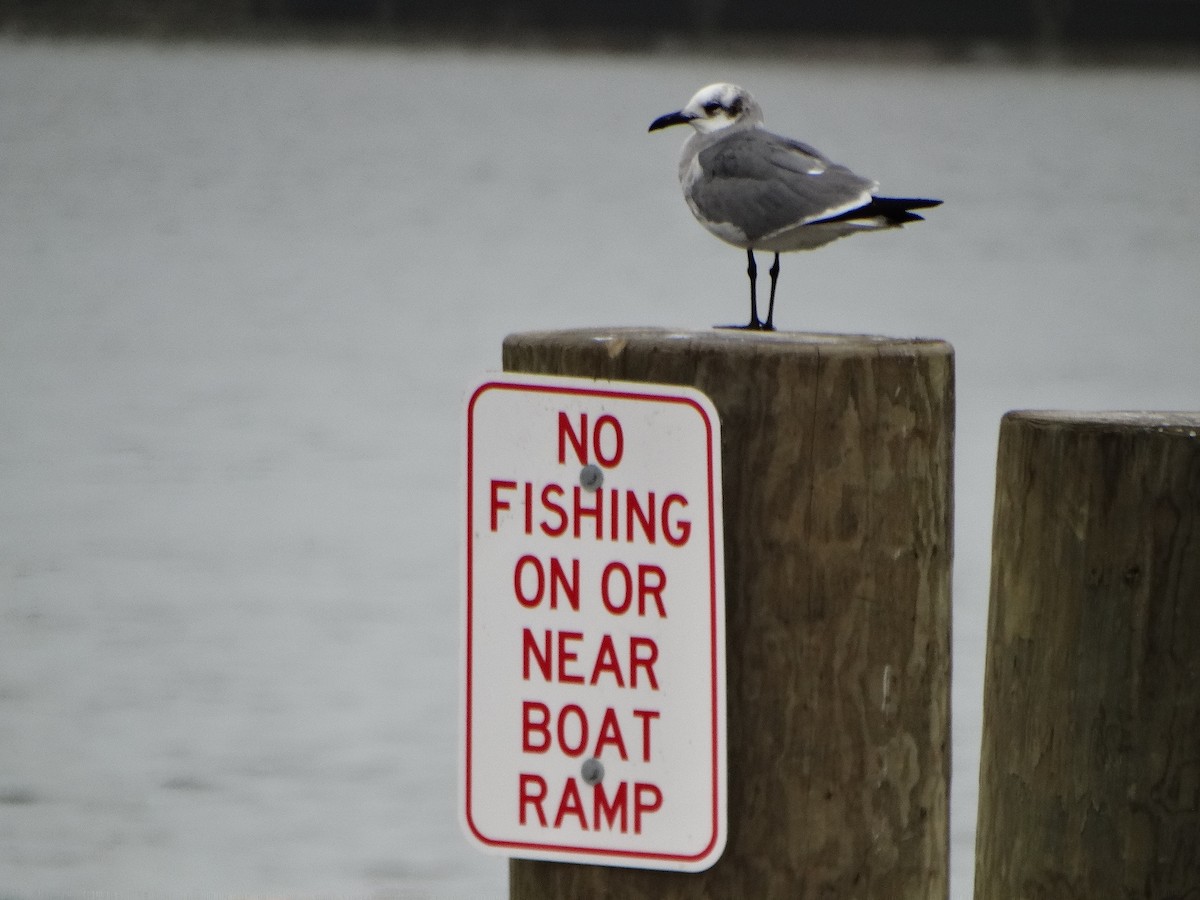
686 130 876 243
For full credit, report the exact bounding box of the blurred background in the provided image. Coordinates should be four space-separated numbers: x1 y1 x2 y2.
2 0 1200 47
1 2 1197 898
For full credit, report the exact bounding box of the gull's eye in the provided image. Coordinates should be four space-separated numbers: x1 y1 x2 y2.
702 101 722 115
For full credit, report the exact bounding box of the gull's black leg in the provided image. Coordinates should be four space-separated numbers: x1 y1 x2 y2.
745 248 761 329
764 253 780 331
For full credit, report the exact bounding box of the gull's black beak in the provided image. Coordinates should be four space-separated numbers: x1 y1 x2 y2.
648 110 694 132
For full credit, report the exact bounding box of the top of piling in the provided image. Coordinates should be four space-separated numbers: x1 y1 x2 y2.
504 327 952 361
1004 410 1200 435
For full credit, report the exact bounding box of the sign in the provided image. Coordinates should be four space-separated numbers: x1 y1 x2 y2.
461 373 726 872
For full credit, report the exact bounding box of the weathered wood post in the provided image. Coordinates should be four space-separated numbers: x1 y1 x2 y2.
976 411 1200 899
503 328 952 899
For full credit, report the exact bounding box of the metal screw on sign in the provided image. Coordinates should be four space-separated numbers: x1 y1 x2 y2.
580 758 605 786
579 464 604 492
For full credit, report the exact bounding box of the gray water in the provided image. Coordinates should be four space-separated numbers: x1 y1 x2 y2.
1 38 1198 897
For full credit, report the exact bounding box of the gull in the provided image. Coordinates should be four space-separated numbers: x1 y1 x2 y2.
649 82 941 331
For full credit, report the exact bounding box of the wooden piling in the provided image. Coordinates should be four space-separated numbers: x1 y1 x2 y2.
503 328 953 899
976 411 1200 899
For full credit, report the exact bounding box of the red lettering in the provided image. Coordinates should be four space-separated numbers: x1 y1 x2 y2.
630 636 659 689
662 493 691 546
556 412 624 468
593 780 628 832
521 776 660 834
600 561 632 614
592 414 624 467
637 564 667 617
593 707 628 760
513 554 543 608
513 556 580 611
601 563 668 617
634 782 663 833
556 704 588 757
558 412 589 466
522 701 551 753
554 777 588 829
549 557 579 611
520 774 662 834
519 773 547 826
521 706 654 760
626 491 655 543
541 484 567 536
489 479 516 531
632 709 660 762
589 634 625 687
572 486 602 539
557 631 584 684
500 481 695 545
522 628 551 680
519 776 661 834
522 631 663 689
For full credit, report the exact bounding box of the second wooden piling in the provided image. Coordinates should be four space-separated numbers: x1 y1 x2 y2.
976 411 1200 898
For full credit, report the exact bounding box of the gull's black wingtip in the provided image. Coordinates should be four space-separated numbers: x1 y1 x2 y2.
815 196 943 226
887 197 942 224
901 198 943 210
878 197 943 215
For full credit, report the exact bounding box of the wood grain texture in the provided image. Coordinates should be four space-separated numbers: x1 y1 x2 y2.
976 411 1200 900
502 328 953 899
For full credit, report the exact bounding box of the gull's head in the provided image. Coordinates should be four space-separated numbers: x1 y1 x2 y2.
648 83 764 135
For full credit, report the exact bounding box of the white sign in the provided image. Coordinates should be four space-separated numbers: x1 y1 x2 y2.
461 373 727 872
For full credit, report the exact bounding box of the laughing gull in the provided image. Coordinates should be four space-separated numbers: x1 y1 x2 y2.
649 83 941 331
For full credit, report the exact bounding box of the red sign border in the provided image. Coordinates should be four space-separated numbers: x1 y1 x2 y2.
463 377 725 868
